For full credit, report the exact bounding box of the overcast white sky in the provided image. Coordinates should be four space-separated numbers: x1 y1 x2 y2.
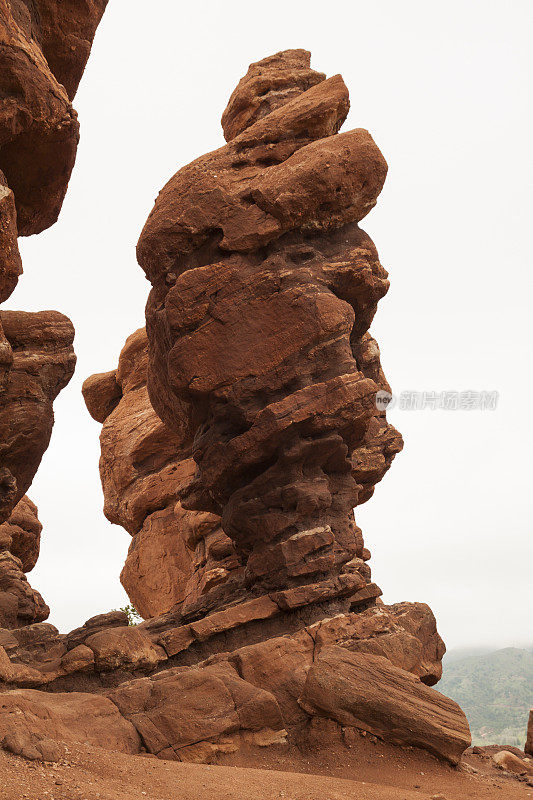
7 0 532 650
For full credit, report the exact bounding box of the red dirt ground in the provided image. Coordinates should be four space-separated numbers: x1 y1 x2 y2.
1 736 531 800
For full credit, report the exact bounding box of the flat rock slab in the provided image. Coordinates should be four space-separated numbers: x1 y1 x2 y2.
109 661 285 761
0 688 140 760
298 645 470 764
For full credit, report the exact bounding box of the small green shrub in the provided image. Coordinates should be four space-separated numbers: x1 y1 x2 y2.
119 604 142 626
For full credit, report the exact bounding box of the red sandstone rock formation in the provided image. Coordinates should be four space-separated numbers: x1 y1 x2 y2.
0 687 140 761
298 647 469 764
0 48 471 771
526 710 533 757
0 495 41 572
14 0 109 101
0 496 49 628
0 0 108 236
0 600 468 765
83 321 400 623
137 48 401 612
0 310 75 524
1 0 105 505
83 328 239 620
127 47 466 762
0 0 107 636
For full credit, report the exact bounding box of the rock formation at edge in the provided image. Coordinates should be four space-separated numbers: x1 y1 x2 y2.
0 1 109 627
0 495 49 628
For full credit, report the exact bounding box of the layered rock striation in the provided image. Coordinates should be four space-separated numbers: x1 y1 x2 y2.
136 48 402 616
83 327 234 620
84 315 401 625
0 599 468 765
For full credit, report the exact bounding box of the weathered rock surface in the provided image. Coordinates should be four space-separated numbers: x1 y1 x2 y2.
0 0 108 235
0 600 465 766
0 1 107 618
526 710 533 757
0 601 444 691
0 170 22 303
0 494 41 571
0 310 75 524
84 326 400 623
221 49 326 142
298 646 470 765
18 0 109 101
0 602 449 764
0 552 48 629
0 496 48 628
83 328 240 620
0 688 140 761
109 662 286 762
493 750 533 776
137 49 401 619
128 47 464 765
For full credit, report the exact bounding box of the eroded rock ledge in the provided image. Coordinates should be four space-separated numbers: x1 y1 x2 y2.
0 599 468 765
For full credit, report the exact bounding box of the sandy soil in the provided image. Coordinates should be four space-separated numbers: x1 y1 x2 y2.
1 737 532 800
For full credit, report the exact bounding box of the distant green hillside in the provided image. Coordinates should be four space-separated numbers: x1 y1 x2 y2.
438 647 533 747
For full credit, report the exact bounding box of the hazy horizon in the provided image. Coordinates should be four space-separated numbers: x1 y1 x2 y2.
5 0 532 649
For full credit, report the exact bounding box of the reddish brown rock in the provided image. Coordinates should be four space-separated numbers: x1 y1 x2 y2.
60 643 94 676
83 328 241 620
493 750 533 775
227 630 315 726
84 329 186 537
0 0 108 235
351 333 403 503
0 310 75 524
46 49 465 769
21 0 109 101
84 626 162 673
82 328 195 620
109 661 285 762
0 495 41 572
298 646 470 765
136 50 403 623
82 369 121 424
222 603 446 728
0 688 140 761
85 339 399 623
0 170 22 302
308 602 446 686
0 0 107 652
64 610 130 650
0 600 454 759
222 49 326 142
0 496 47 630
526 710 533 757
0 552 48 629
